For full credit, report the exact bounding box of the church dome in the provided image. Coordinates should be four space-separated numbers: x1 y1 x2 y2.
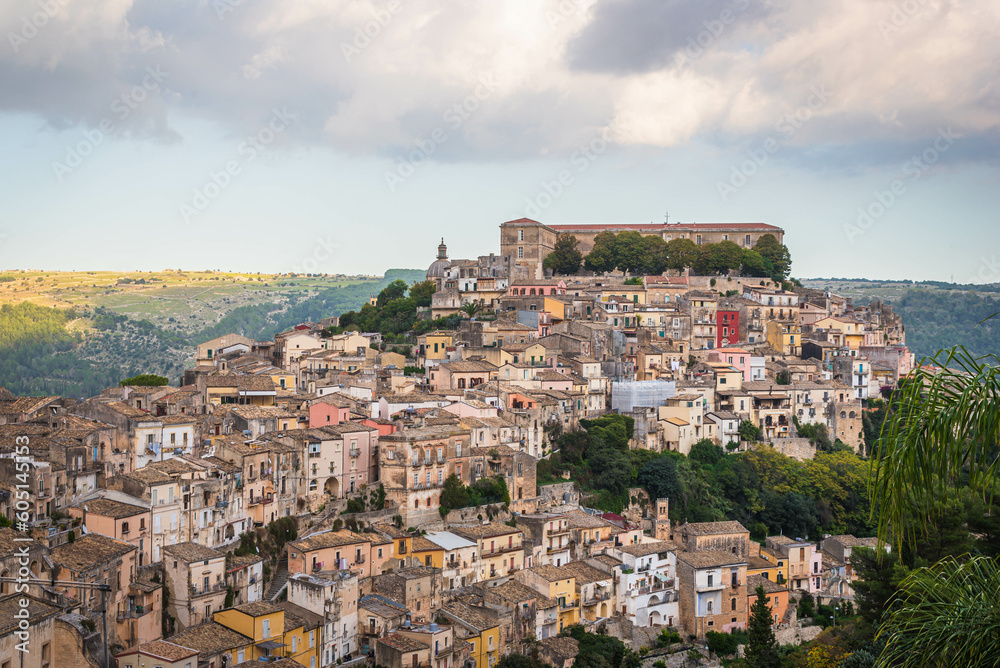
426 238 450 279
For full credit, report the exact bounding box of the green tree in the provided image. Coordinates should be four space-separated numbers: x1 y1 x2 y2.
638 456 682 505
738 420 760 443
120 374 169 387
739 248 771 277
641 235 670 275
612 231 647 274
544 234 584 275
408 280 436 307
745 585 780 667
460 302 483 318
664 238 699 271
871 347 1000 666
376 279 409 307
689 439 724 467
584 232 618 273
752 234 792 280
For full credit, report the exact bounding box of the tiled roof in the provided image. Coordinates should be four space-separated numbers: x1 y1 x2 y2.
379 633 429 653
289 529 369 552
75 497 147 519
679 521 749 536
0 527 44 558
747 573 786 594
167 621 253 656
52 533 136 571
677 549 746 569
618 541 677 557
119 640 198 662
233 601 282 617
0 594 61 636
164 542 225 563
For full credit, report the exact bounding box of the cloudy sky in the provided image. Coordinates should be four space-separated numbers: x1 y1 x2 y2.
1 0 998 281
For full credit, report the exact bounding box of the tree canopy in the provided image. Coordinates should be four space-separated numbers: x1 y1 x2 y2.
543 234 584 275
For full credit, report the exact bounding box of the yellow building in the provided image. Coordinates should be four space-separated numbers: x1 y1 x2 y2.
766 321 802 357
756 547 789 586
418 331 455 363
514 565 580 632
452 524 525 581
812 316 866 350
442 601 501 668
599 286 646 305
214 601 319 668
411 535 446 568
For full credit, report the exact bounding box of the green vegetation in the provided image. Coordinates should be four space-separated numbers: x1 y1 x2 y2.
439 474 511 516
705 628 746 656
544 420 875 538
802 277 1000 359
561 625 640 668
867 347 1000 665
745 585 780 667
119 373 169 387
0 302 121 396
0 269 424 396
338 278 463 339
543 234 584 275
581 231 791 280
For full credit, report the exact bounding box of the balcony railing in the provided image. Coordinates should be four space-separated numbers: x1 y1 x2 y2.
117 605 151 621
190 583 224 596
350 449 361 458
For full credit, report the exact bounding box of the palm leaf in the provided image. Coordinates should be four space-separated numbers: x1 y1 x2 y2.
877 555 1000 667
870 346 1000 550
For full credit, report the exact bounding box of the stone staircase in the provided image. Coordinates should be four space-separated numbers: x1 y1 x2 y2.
266 557 289 601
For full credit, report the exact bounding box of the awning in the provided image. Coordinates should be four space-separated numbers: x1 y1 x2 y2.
256 641 286 650
654 573 668 582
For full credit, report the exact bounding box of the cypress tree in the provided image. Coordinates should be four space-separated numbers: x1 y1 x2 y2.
745 585 780 667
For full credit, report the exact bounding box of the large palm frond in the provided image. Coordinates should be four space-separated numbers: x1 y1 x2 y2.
877 555 1000 667
871 346 1000 549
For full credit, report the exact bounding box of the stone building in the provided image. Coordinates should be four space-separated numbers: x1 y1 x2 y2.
674 521 751 560
500 218 784 282
676 550 748 638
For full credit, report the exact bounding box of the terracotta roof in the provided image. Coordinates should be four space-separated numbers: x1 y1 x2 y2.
118 640 198 662
52 533 136 571
167 621 253 656
679 521 749 536
677 549 746 569
0 527 44 558
289 529 369 552
379 633 429 653
164 542 225 563
747 573 786 595
233 601 282 617
75 497 147 519
618 541 677 557
0 594 61 636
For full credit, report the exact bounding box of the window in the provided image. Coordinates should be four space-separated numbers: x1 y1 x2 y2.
238 650 245 663
42 643 50 668
518 229 524 241
707 601 713 614
731 598 737 611
262 619 271 638
518 247 524 259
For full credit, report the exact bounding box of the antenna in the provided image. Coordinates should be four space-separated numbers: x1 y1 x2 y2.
664 211 669 224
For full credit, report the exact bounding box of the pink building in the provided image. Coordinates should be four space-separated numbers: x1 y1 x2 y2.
508 279 567 296
325 423 380 493
309 395 352 427
709 348 752 382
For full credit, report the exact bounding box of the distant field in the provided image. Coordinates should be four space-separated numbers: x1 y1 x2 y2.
0 269 380 335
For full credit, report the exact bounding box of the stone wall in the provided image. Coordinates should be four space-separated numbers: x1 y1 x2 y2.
771 437 817 461
536 482 579 512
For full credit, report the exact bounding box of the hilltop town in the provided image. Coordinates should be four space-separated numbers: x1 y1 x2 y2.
0 218 912 667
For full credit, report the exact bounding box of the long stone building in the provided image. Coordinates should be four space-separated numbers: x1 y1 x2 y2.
500 218 785 280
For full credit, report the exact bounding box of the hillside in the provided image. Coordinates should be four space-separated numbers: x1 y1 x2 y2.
801 278 1000 359
0 268 425 396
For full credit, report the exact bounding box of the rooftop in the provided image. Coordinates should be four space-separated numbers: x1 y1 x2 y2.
51 533 136 571
163 542 224 563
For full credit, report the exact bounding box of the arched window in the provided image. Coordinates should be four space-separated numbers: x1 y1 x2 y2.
840 411 847 418
309 480 318 491
731 598 737 611
707 600 713 614
849 411 857 418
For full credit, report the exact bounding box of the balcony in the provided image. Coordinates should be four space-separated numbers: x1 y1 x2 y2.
350 449 361 458
696 582 725 593
117 605 151 621
190 583 224 596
